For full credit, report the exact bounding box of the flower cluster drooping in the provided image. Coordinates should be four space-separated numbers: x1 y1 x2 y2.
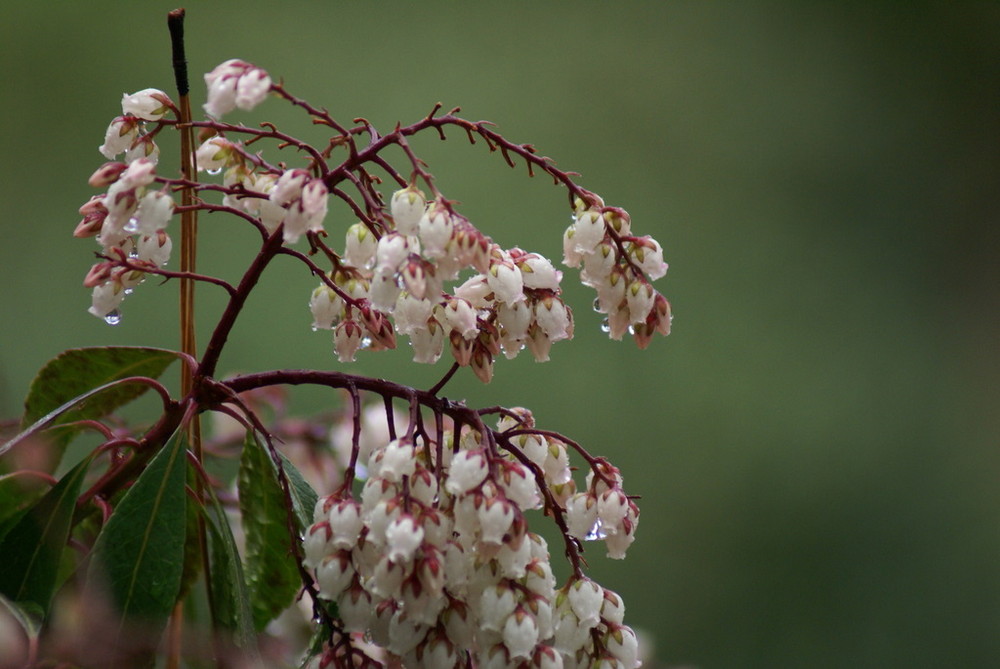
308 185 574 378
70 56 667 668
81 87 177 323
302 408 641 667
563 196 671 349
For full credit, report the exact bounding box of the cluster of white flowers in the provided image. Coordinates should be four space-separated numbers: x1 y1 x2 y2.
563 196 671 349
203 59 271 117
80 86 178 321
307 185 573 379
303 408 641 668
98 88 170 163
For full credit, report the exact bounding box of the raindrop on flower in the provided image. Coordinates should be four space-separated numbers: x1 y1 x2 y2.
206 167 223 176
104 309 122 325
124 217 139 234
600 318 611 334
360 336 372 349
585 518 607 541
593 298 603 313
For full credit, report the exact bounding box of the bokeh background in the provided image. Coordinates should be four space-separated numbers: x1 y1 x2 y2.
1 2 998 666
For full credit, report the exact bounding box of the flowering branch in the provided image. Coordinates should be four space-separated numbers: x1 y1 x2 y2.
2 22 668 667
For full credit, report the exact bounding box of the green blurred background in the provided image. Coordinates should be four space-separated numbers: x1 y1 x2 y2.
1 2 998 666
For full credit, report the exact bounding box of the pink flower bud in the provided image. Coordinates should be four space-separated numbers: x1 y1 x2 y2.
449 330 476 366
88 162 128 188
471 346 495 384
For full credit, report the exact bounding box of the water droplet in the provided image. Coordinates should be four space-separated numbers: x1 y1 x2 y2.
104 309 122 325
627 325 635 335
585 519 606 541
310 325 319 332
207 167 223 176
592 298 603 313
124 217 139 234
600 319 610 334
360 336 372 350
123 287 133 295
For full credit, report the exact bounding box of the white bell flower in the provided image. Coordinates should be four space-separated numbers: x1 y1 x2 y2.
121 88 171 121
235 66 271 110
88 281 125 319
445 448 489 495
503 607 540 659
99 117 138 159
518 253 562 291
385 515 424 564
134 191 174 235
487 252 524 305
344 222 377 269
390 185 426 235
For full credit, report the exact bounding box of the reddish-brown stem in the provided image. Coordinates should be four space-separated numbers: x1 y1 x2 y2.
426 361 461 396
196 228 284 380
96 252 238 297
496 433 586 578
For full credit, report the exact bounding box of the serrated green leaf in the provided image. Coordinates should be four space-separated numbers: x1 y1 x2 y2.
203 487 260 661
88 432 187 628
278 452 318 533
0 455 93 614
12 347 180 464
238 431 300 631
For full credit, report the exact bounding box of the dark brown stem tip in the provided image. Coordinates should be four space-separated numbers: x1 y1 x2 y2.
167 9 189 96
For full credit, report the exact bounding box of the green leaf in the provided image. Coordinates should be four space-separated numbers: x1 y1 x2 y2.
203 487 260 660
11 347 180 463
0 473 48 544
0 593 43 646
87 432 188 628
278 452 319 533
238 431 300 631
0 455 93 614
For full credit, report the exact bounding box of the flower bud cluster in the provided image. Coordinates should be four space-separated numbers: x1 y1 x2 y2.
99 88 172 163
203 59 271 118
307 186 573 380
302 407 641 667
562 196 671 348
77 157 175 322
